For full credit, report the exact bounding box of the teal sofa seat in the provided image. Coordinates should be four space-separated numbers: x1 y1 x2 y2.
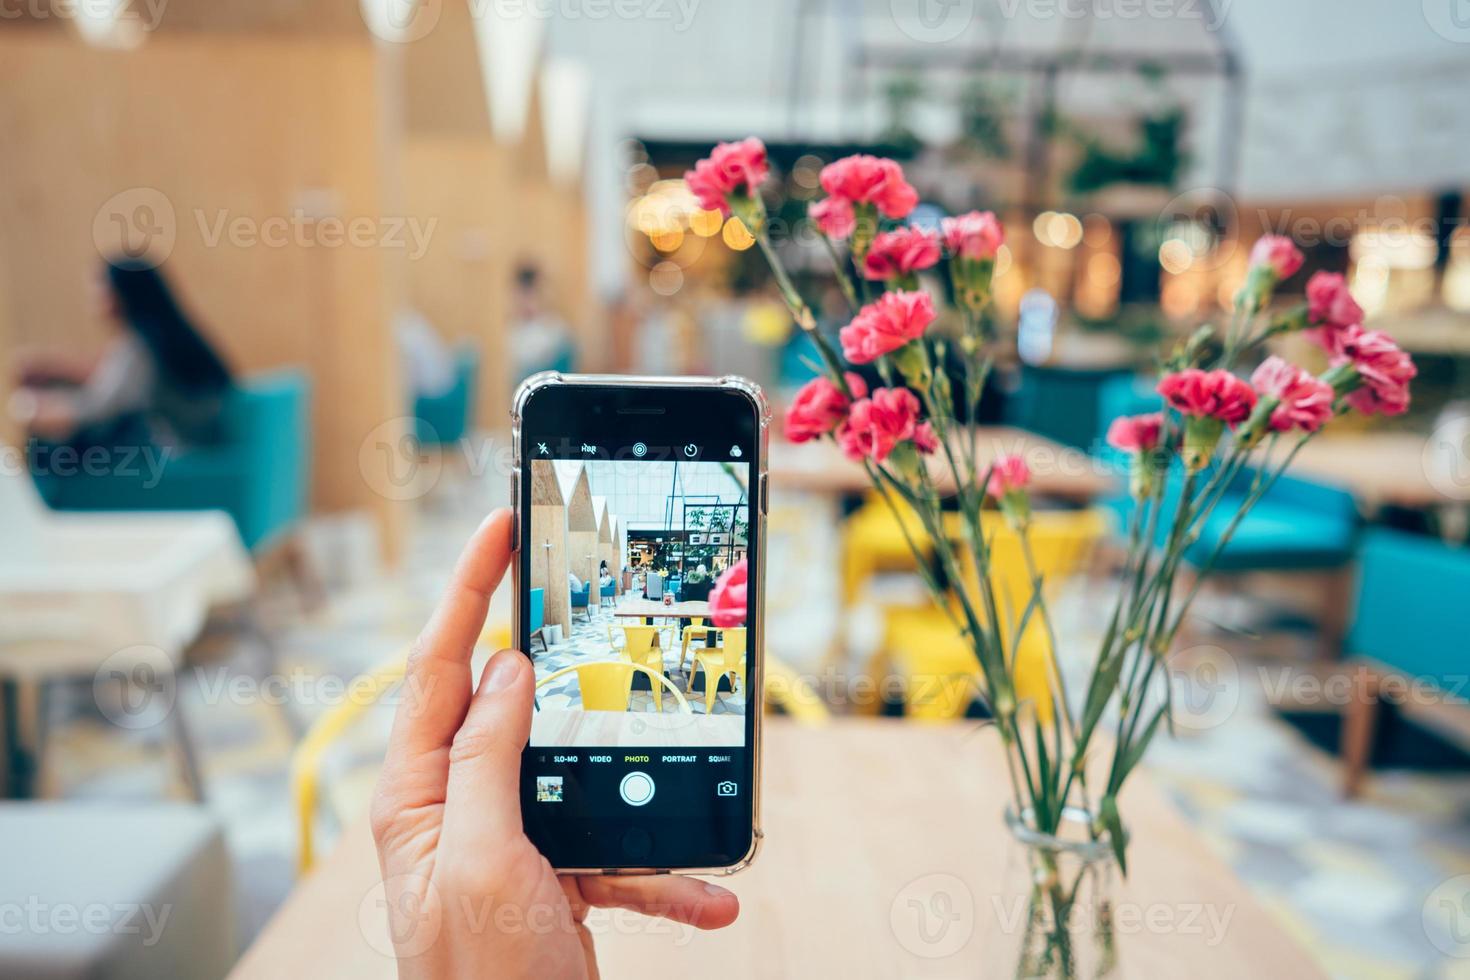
1349 530 1470 686
34 371 310 551
413 348 478 447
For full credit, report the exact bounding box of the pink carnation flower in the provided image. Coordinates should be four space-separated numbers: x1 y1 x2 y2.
1303 271 1363 350
1248 235 1304 280
1250 356 1335 433
940 210 1004 260
708 559 748 628
784 373 867 443
683 138 769 216
986 454 1031 498
1106 413 1164 453
838 290 935 364
836 387 922 463
1157 369 1257 427
819 155 919 219
913 421 940 455
810 197 856 240
1329 325 1417 417
862 227 942 281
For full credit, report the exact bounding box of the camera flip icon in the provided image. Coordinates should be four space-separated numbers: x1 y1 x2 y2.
716 780 738 797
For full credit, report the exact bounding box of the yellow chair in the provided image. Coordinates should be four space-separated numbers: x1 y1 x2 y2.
291 653 408 874
619 625 667 709
842 493 965 605
688 627 746 714
880 509 1109 723
536 660 690 713
679 616 715 669
763 656 829 723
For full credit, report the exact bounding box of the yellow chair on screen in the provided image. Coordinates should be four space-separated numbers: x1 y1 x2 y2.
619 625 668 709
688 627 746 714
881 508 1109 723
536 661 690 714
679 616 715 669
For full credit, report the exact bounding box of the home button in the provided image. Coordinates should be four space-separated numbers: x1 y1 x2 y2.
621 827 653 862
619 771 655 806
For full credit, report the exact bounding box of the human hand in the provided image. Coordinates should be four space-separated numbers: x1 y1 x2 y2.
370 509 739 979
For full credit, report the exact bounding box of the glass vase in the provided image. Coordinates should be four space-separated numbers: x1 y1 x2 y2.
995 805 1122 980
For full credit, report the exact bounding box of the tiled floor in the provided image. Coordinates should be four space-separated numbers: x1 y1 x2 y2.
30 472 1470 977
533 608 747 718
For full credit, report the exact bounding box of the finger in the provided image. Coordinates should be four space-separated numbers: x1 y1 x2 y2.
571 876 740 931
438 647 536 857
386 509 514 766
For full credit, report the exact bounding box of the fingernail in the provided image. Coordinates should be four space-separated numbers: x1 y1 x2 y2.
484 652 522 693
703 882 730 897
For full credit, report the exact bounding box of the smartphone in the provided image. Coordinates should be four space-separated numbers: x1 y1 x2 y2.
511 373 767 874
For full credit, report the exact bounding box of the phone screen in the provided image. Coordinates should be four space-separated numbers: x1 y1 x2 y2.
515 380 762 871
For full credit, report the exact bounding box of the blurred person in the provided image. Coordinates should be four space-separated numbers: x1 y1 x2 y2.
598 559 616 593
395 306 456 401
509 263 574 381
370 510 738 976
9 258 233 450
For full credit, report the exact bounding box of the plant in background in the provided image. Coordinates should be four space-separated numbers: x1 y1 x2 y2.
687 139 1417 977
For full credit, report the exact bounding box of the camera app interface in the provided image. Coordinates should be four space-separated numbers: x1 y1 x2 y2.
521 442 755 865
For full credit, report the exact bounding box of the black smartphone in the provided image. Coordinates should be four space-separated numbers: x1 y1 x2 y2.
511 373 767 874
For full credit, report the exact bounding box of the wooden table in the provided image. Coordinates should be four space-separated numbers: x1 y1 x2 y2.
611 599 711 619
231 720 1323 979
1280 431 1470 510
769 426 1115 501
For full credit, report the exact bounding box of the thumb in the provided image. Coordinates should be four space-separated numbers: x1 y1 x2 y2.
438 649 535 857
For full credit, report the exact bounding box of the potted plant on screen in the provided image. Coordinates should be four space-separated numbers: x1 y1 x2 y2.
687 138 1415 977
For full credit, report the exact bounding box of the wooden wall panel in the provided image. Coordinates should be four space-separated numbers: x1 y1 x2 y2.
401 138 512 431
529 459 570 633
0 32 405 555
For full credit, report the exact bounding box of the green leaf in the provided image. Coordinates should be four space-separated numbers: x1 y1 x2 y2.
1099 794 1130 877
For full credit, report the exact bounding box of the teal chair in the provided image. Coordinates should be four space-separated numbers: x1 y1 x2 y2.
33 371 310 551
1095 367 1360 657
1340 530 1470 795
413 348 478 447
527 587 547 652
1010 363 1134 450
569 581 592 622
